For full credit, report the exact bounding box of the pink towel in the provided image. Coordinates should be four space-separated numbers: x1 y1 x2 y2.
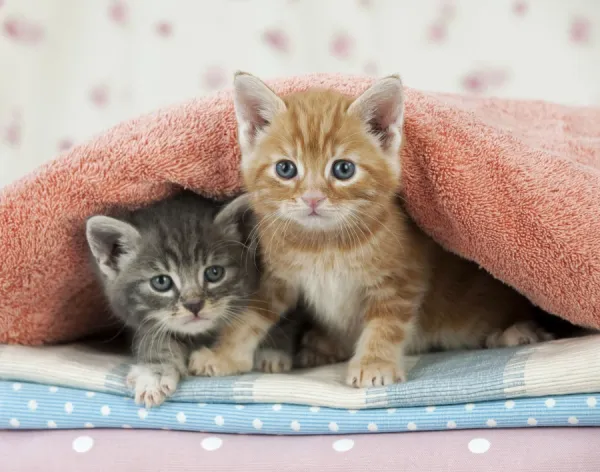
1 74 599 345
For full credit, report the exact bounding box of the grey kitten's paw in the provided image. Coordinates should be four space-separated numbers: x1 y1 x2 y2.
485 321 555 348
254 348 293 373
126 364 180 408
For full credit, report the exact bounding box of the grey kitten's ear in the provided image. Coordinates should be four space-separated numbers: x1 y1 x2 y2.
85 216 141 280
233 71 286 156
347 74 405 154
214 193 252 240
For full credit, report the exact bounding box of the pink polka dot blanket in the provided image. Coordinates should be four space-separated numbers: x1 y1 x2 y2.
0 336 599 434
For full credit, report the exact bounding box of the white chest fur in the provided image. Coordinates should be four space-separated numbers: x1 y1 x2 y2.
284 250 366 342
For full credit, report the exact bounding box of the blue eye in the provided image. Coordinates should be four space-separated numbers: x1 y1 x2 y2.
150 275 173 292
331 160 356 180
275 160 297 179
204 266 225 283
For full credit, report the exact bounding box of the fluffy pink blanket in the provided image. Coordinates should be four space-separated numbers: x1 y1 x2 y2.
1 74 599 345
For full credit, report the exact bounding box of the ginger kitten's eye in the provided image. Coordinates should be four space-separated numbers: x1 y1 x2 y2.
331 160 356 180
275 160 297 179
150 275 173 292
204 265 225 283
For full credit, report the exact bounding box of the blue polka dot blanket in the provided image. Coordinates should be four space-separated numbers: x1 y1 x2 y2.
1 335 599 434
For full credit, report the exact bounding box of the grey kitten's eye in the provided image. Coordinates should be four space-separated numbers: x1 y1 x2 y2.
150 275 173 292
204 265 225 283
275 160 297 179
331 160 356 180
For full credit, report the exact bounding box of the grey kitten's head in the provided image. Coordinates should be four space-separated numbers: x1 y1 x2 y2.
85 191 257 336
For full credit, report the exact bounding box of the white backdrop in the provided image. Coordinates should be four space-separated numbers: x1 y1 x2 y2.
1 0 599 188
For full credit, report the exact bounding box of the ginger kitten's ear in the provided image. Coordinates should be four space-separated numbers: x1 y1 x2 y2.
86 216 141 280
348 75 405 154
233 71 286 155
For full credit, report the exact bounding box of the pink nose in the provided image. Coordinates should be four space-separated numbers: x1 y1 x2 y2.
301 191 326 209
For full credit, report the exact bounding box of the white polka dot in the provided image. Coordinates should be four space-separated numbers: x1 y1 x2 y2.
198 403 207 407
468 438 491 454
568 416 579 425
465 403 475 411
72 436 94 453
100 405 110 416
84 423 94 428
290 420 301 432
64 402 74 414
309 406 320 413
486 419 497 427
425 406 436 413
201 437 223 451
138 408 148 420
347 409 358 414
86 392 95 398
587 396 597 408
234 405 245 410
27 400 38 411
447 420 457 429
214 415 225 426
272 404 282 411
328 422 339 432
176 412 187 424
504 400 515 409
9 418 20 428
367 422 378 432
49 386 58 393
407 422 417 431
527 417 538 426
545 398 556 408
47 420 57 428
332 438 354 452
12 383 22 391
122 424 132 429
387 408 396 414
252 419 263 430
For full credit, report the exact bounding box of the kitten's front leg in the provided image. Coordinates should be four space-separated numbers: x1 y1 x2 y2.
189 281 296 377
347 288 417 388
127 333 187 408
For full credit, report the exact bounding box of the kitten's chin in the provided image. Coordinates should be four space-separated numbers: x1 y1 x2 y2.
169 317 215 335
288 212 340 231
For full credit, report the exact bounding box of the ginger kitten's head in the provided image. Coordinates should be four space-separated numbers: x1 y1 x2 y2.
232 72 405 233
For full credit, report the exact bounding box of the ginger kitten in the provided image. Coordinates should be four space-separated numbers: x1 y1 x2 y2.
188 72 552 387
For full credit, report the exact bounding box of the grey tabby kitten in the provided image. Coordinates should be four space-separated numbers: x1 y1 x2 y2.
86 190 305 408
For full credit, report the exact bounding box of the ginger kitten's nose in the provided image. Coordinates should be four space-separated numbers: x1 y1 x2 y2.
301 191 326 210
183 299 205 316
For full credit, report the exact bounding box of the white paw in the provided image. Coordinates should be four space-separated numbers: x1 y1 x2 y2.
254 348 293 373
486 321 555 348
188 347 253 377
126 364 180 408
346 359 405 388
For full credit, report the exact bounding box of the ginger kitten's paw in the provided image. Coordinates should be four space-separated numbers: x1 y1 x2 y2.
254 348 293 373
126 364 180 408
188 347 253 377
485 321 555 348
346 360 406 388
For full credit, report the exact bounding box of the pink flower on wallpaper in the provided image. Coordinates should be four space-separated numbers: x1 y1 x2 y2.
58 138 74 152
513 1 528 16
3 17 44 44
262 28 290 53
109 0 128 26
3 112 21 147
428 22 447 42
156 21 173 37
363 61 378 76
89 85 110 108
202 66 227 90
570 17 591 44
462 68 509 94
0 0 5 8
440 1 456 20
330 32 354 59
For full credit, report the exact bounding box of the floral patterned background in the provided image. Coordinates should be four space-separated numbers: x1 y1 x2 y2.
1 0 598 188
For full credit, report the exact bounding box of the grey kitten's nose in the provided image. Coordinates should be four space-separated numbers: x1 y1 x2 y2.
183 300 205 315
